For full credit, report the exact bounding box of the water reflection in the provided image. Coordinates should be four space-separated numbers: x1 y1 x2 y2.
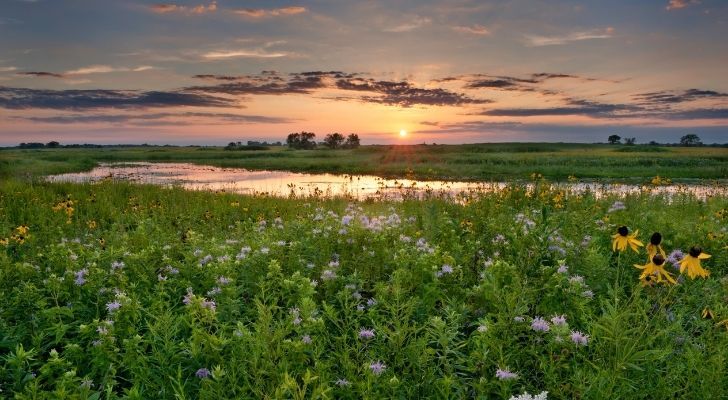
47 162 727 200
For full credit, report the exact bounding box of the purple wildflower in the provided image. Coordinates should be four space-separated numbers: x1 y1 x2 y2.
531 317 550 332
666 249 684 270
105 301 121 313
195 368 211 379
359 328 375 340
321 270 337 281
550 315 567 327
74 268 88 286
514 316 525 323
369 361 387 375
570 330 589 346
495 368 519 380
301 335 312 344
201 299 216 311
335 378 351 387
608 201 626 213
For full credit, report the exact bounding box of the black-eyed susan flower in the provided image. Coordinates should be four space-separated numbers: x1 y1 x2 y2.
679 246 711 279
647 232 666 260
702 307 714 320
634 254 676 285
612 226 643 252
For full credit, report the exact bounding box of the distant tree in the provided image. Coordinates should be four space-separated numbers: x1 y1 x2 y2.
680 134 702 147
286 132 317 149
607 135 621 144
623 137 636 146
343 133 361 149
46 141 60 148
225 142 238 150
648 140 659 146
323 133 345 149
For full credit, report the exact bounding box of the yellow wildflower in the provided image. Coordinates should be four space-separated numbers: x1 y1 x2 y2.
612 226 643 252
646 232 666 260
702 307 714 320
634 254 676 285
679 246 711 279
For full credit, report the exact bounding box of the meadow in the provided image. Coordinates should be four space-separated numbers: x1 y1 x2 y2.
1 173 727 398
1 143 727 182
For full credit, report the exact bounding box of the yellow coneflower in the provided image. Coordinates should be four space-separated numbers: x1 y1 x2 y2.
679 246 711 279
634 254 676 285
612 226 643 252
702 307 714 320
647 232 666 260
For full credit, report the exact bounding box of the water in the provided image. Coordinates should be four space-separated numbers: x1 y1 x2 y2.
47 162 728 200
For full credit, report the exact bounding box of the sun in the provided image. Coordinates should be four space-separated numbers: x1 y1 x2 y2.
399 129 408 137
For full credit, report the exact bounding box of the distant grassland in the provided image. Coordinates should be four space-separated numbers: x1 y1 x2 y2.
1 143 727 182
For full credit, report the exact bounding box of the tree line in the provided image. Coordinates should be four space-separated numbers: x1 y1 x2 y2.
607 134 707 146
286 132 361 150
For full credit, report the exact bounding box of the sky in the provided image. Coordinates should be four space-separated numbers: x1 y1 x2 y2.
0 0 727 145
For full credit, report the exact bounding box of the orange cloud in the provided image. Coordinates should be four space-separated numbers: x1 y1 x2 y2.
666 0 700 11
452 24 490 35
234 6 306 18
150 1 216 15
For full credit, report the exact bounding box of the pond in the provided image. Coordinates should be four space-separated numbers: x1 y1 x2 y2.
47 162 727 200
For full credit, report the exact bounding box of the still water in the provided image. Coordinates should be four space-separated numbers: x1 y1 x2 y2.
47 162 727 200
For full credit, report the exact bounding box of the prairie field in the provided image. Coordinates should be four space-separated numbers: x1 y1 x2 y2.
2 143 727 182
0 150 727 398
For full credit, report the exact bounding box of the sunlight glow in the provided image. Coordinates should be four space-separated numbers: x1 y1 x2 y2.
399 129 408 137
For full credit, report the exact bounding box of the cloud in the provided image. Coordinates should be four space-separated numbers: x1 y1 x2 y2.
0 67 18 73
334 77 490 107
187 70 489 107
478 98 642 118
666 0 700 11
525 28 614 46
634 88 727 105
17 112 292 125
150 1 217 14
384 16 432 32
233 6 306 18
452 24 490 35
0 87 234 110
17 71 65 78
462 72 583 91
202 49 289 59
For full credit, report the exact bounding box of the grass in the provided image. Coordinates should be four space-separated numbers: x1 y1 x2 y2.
1 143 727 182
0 178 726 399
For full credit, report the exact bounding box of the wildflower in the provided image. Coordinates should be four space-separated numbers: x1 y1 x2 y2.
607 201 626 213
201 299 216 311
111 261 125 271
581 290 594 299
74 269 88 286
647 232 666 260
666 249 684 270
301 335 312 344
321 270 337 281
550 315 567 327
366 298 377 307
335 378 351 387
531 317 550 332
359 328 375 340
570 331 589 346
581 235 592 247
495 368 519 380
611 226 643 252
105 301 121 313
679 246 711 279
702 307 714 319
369 361 387 375
634 254 676 285
557 264 569 274
509 391 549 400
477 325 488 333
514 316 525 323
195 368 211 379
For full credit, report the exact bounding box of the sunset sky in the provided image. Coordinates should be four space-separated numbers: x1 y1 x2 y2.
1 0 727 145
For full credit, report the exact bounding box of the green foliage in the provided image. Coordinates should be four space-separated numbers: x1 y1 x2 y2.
0 179 726 398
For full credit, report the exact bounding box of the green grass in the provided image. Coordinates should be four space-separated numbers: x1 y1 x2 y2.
0 179 726 398
2 143 727 182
